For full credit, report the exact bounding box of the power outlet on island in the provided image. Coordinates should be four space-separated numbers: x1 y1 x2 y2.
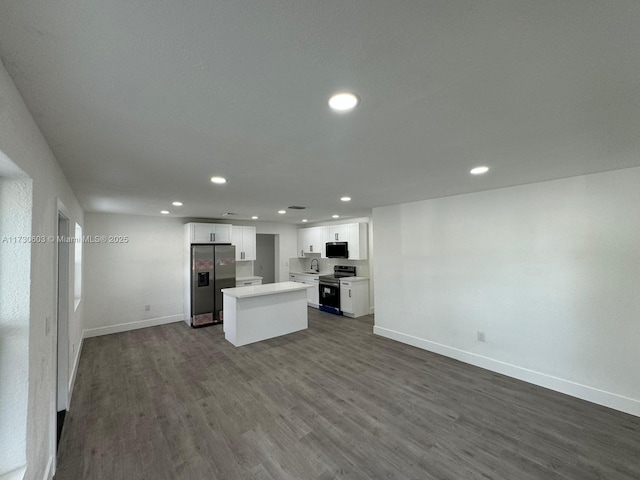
477 331 486 342
144 304 151 311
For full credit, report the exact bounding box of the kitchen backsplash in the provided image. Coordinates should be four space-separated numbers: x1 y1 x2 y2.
236 260 254 278
289 255 370 278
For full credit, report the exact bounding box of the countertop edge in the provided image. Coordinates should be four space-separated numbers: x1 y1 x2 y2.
222 281 312 299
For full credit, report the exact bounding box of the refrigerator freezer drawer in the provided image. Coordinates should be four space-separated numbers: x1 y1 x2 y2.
193 313 214 327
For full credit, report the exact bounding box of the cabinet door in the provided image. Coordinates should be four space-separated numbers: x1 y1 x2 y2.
212 224 232 243
190 223 233 244
340 283 353 313
242 226 256 261
296 230 306 257
309 281 319 306
297 227 324 255
347 223 368 260
309 227 325 255
231 226 256 260
302 280 319 306
231 226 243 260
327 224 349 242
191 223 213 243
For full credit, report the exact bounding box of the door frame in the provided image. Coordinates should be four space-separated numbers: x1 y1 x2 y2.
53 200 71 468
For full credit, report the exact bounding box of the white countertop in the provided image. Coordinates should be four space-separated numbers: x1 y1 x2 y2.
222 281 312 298
290 271 325 276
236 275 263 281
340 276 369 282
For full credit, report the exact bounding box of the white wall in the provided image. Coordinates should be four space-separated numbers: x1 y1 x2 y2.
373 167 640 416
83 215 299 334
0 60 84 480
83 214 186 336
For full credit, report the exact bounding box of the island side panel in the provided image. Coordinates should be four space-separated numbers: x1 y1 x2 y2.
222 293 237 344
226 289 308 347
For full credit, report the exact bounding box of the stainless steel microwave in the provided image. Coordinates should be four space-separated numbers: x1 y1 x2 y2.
326 242 348 258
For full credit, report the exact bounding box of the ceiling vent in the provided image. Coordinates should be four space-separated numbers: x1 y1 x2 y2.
288 205 307 210
221 212 237 217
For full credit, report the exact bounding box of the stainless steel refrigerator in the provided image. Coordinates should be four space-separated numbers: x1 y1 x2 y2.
188 244 236 327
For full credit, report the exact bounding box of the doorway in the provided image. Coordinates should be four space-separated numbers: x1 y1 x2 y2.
255 234 276 284
56 212 70 446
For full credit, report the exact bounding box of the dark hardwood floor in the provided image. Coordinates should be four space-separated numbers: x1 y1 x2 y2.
56 309 640 479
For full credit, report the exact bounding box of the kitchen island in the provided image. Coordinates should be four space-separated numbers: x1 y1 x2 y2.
221 281 312 347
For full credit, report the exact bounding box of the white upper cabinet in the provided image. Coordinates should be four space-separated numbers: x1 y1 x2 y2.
231 226 256 261
347 223 368 260
297 226 324 257
326 224 349 243
189 222 232 244
297 222 368 260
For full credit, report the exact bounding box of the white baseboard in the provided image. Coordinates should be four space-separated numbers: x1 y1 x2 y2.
42 456 53 480
374 326 640 418
83 314 184 339
67 335 84 407
0 465 26 480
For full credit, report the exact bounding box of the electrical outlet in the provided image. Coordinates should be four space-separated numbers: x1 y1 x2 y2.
477 331 486 342
144 304 151 311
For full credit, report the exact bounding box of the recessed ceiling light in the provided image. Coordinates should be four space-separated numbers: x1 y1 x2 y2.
210 176 227 184
470 166 489 175
332 214 340 219
340 196 351 202
251 216 258 220
329 92 358 112
160 210 170 215
302 219 308 223
171 201 183 206
278 210 286 214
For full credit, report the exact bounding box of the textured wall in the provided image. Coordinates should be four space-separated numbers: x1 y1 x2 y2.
0 170 32 478
0 60 84 480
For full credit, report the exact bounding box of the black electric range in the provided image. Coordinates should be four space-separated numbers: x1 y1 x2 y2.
319 266 356 315
319 265 357 286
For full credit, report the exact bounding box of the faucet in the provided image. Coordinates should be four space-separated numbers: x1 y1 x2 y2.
310 258 319 272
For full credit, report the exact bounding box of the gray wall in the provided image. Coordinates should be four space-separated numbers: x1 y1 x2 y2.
256 234 276 284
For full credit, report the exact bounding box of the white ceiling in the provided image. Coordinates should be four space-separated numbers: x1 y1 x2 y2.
1 1 639 224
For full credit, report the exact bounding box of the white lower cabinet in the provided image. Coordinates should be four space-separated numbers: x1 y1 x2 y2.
289 273 319 308
340 278 369 318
